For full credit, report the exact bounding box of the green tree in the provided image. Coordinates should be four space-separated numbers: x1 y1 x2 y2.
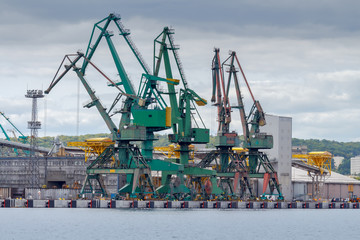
336 157 350 175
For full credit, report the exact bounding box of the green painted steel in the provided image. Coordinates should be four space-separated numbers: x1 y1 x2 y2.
104 32 135 95
82 13 150 76
147 159 184 171
119 125 147 141
73 67 119 139
132 109 167 128
0 123 10 141
152 27 224 199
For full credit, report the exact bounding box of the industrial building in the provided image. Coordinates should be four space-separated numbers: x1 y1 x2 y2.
0 139 122 198
260 114 360 200
261 114 293 200
0 156 85 197
292 168 360 200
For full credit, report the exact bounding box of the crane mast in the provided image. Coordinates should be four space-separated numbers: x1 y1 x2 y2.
77 14 173 161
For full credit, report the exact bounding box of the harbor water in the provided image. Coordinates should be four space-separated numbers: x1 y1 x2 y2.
0 208 358 240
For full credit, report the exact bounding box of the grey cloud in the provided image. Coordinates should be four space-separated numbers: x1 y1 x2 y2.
0 1 359 142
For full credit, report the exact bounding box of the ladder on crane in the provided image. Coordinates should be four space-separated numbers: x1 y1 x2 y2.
166 28 188 89
114 15 152 75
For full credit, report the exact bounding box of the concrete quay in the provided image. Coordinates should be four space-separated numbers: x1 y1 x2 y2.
0 199 359 209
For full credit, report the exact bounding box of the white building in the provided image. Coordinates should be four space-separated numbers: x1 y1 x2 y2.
260 114 293 200
351 156 360 175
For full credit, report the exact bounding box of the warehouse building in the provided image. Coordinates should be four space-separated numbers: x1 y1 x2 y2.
292 167 360 200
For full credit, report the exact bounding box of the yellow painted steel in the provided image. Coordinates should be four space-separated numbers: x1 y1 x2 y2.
233 147 249 166
67 137 114 162
233 147 248 153
166 78 180 85
165 107 171 127
292 151 332 175
195 98 207 106
154 144 195 160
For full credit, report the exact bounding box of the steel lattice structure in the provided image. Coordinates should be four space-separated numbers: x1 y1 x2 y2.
25 89 44 188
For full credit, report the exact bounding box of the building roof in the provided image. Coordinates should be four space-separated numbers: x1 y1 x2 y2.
292 167 360 184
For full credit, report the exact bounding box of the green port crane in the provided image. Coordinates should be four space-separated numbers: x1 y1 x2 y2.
45 14 184 199
80 13 166 160
153 27 223 199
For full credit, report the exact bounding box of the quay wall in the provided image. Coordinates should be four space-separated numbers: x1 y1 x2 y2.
1 199 358 209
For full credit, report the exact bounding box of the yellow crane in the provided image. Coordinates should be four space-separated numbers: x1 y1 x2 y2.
67 138 114 162
154 144 195 160
292 151 332 175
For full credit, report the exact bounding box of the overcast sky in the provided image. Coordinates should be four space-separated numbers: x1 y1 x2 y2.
0 0 359 142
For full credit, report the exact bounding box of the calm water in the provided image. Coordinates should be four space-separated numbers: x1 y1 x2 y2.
0 208 359 240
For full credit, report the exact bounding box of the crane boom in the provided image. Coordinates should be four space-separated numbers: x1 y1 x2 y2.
45 53 119 139
0 112 27 139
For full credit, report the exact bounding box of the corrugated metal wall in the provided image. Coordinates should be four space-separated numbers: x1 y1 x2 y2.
296 182 360 200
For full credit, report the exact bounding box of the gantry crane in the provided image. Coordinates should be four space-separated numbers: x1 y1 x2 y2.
222 50 283 199
199 49 283 200
67 137 115 162
80 13 169 160
196 48 253 199
45 14 183 199
153 27 223 199
292 151 332 199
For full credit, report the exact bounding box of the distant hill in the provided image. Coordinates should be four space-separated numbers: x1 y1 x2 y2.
292 138 360 159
